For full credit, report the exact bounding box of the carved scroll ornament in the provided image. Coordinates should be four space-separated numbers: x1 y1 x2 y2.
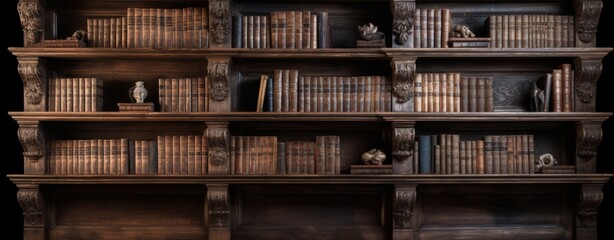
208 62 230 101
18 127 45 160
576 124 602 160
391 60 415 103
18 62 43 105
575 0 602 43
575 60 602 104
207 128 229 166
208 188 230 226
391 1 414 45
17 188 44 226
392 128 414 162
577 188 603 227
210 0 231 44
393 188 416 228
17 1 43 44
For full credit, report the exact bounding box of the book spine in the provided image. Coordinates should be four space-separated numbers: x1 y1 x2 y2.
415 10 421 48
442 9 450 48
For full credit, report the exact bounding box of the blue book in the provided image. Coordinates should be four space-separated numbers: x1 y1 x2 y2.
419 135 432 173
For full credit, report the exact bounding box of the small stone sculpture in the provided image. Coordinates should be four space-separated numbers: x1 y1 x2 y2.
358 23 385 41
129 81 148 103
361 149 387 165
66 29 88 43
535 153 558 172
450 25 476 38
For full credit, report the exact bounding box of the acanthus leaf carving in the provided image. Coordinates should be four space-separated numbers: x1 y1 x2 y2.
574 60 602 104
18 127 45 160
207 128 229 166
17 188 44 227
392 128 414 162
577 188 603 227
576 124 602 160
207 187 229 226
208 62 230 101
391 1 415 46
393 187 416 228
391 60 415 103
18 62 44 105
17 1 43 44
575 0 602 43
210 0 231 44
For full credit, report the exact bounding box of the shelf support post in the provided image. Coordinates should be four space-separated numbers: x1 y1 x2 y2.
17 57 47 112
209 0 232 48
207 57 232 112
574 0 602 48
206 122 230 174
573 57 602 112
391 0 415 48
207 184 230 240
575 121 602 173
391 57 416 112
393 184 417 240
575 183 603 240
16 184 45 240
391 122 415 174
17 121 46 175
17 0 46 47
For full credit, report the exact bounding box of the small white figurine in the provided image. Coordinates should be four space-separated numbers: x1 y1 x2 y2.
129 81 148 103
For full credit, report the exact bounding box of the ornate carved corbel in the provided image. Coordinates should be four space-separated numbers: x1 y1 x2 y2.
207 128 229 166
17 186 45 228
574 0 602 46
577 186 602 227
209 0 231 46
391 0 415 47
393 184 417 239
207 184 230 227
573 58 602 112
17 59 46 108
18 126 45 160
17 0 44 46
392 128 414 162
391 59 415 104
575 122 602 173
207 61 230 102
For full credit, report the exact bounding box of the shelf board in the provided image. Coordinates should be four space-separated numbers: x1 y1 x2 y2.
8 174 613 185
9 111 612 123
8 47 613 60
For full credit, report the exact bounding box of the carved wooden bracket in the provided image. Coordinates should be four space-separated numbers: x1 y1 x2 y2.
17 186 45 227
393 185 417 229
18 126 45 160
207 127 229 166
207 61 230 102
577 184 603 228
391 0 415 47
209 0 231 45
574 0 602 45
575 122 602 174
392 127 414 162
17 59 46 106
573 58 602 112
17 0 44 46
391 59 416 104
207 184 230 227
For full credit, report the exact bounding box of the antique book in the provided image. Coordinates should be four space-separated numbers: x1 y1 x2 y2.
43 39 86 48
350 165 392 174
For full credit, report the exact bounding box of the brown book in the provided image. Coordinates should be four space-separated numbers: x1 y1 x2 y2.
182 8 191 48
201 135 207 174
415 10 422 48
303 76 311 112
498 136 508 174
452 134 460 174
173 8 183 48
310 14 317 49
193 8 201 48
302 11 311 49
515 14 522 48
541 165 576 174
474 140 482 174
235 136 243 174
488 16 495 48
286 11 295 49
551 69 563 112
477 77 486 112
282 70 291 112
149 8 157 48
561 16 569 47
440 73 448 112
508 15 515 48
521 134 530 174
261 15 268 48
141 9 150 47
242 15 249 48
187 135 195 175
427 9 435 48
295 11 302 49
289 70 299 112
270 12 278 48
434 9 442 48
522 15 529 48
567 16 574 47
468 77 477 112
421 9 428 48
484 77 494 112
502 15 508 48
311 76 319 112
332 76 340 112
484 136 493 174
87 18 96 47
274 70 283 112
560 63 572 112
103 18 110 48
414 74 423 112
164 9 174 48
195 134 204 175
547 15 555 48
442 9 451 48
528 135 535 174
506 135 516 174
460 76 468 112
253 15 259 48
496 15 503 48
257 74 268 112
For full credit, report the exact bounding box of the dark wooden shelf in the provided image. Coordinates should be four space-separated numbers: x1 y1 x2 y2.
8 174 612 185
9 111 612 123
8 47 612 60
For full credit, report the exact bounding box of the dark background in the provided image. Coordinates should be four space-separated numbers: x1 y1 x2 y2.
1 0 612 239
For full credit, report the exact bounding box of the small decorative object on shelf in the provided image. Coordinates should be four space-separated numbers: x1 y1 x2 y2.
530 81 546 112
451 25 476 38
43 30 87 48
535 153 558 173
361 148 386 165
356 23 385 48
448 24 490 48
118 81 154 112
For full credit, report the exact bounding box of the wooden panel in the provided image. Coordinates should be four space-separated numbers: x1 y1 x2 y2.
48 185 206 240
231 184 390 240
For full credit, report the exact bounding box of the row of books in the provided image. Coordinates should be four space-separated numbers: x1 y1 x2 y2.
536 63 574 112
235 11 329 49
414 73 495 112
158 77 207 112
48 78 103 112
488 15 575 48
48 139 129 175
412 8 452 48
155 135 207 175
416 134 535 175
87 7 209 48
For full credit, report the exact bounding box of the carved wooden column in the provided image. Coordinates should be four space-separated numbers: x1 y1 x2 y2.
576 184 603 240
207 57 232 112
209 0 232 48
391 58 416 112
17 184 45 240
206 122 230 174
393 184 417 240
575 122 602 173
18 57 47 112
392 122 415 174
574 0 602 48
207 184 230 240
573 58 602 112
17 0 46 47
391 0 415 48
17 121 46 175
